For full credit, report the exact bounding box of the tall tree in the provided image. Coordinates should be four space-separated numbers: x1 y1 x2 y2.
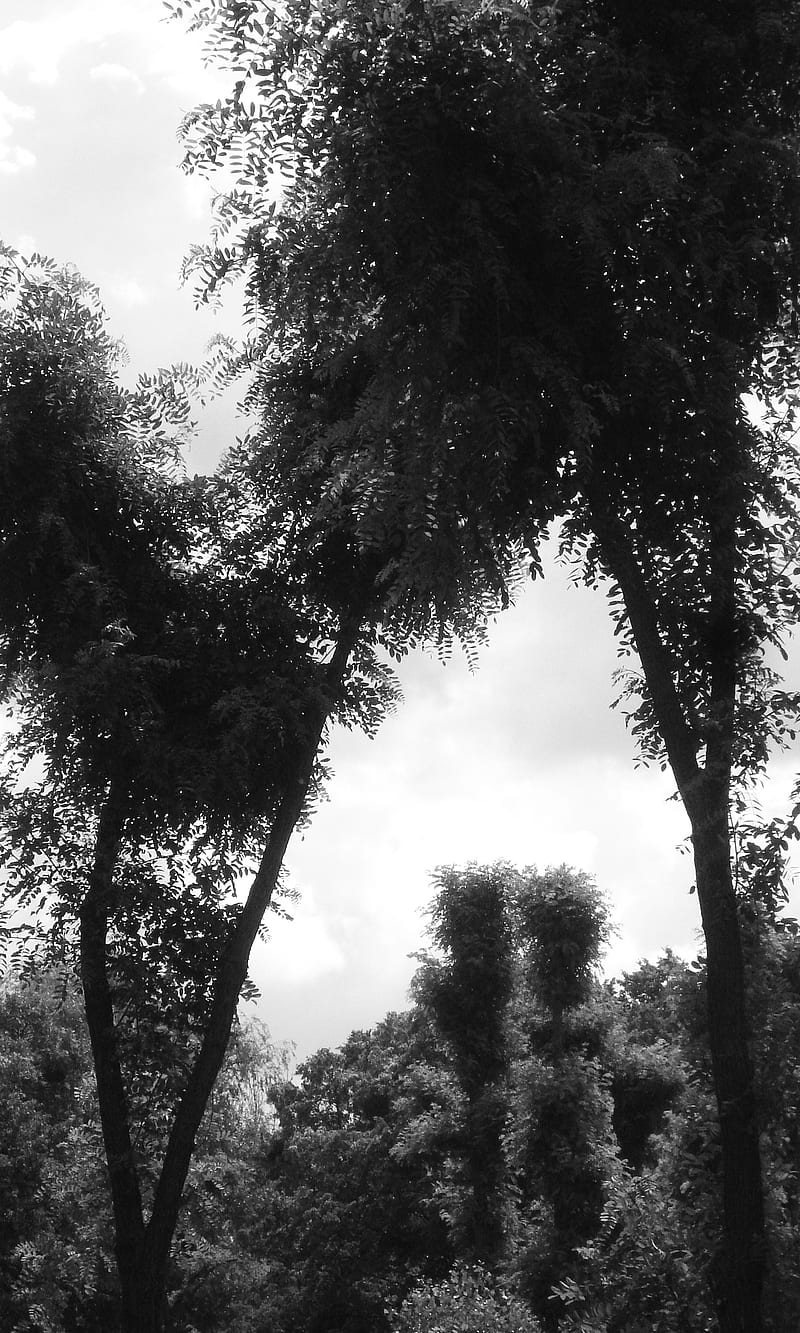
510 868 614 1326
413 865 515 1267
0 251 402 1332
170 2 800 1328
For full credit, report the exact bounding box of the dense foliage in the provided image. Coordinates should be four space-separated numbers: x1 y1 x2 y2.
7 865 800 1332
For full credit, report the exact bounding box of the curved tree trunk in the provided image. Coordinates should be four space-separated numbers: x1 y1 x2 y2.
81 619 362 1333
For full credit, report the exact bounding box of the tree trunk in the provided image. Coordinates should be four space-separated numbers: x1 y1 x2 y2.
119 1278 169 1333
79 784 147 1325
109 617 361 1333
686 781 765 1333
591 502 766 1332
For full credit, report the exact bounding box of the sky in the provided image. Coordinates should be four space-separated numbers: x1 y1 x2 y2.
2 0 799 1062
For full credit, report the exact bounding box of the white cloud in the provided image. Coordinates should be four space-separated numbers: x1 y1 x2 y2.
0 17 64 84
108 275 150 307
0 2 229 97
0 8 135 85
261 899 347 987
143 4 233 100
0 90 35 174
0 145 36 175
0 90 34 135
89 62 145 95
182 172 216 223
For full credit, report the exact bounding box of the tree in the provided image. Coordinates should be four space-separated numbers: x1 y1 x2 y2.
412 865 516 1267
169 3 800 1327
408 863 622 1324
178 1008 453 1333
0 250 402 1332
502 869 615 1327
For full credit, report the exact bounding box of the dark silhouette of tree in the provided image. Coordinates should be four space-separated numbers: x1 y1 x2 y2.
413 865 515 1267
168 4 800 1326
0 252 399 1332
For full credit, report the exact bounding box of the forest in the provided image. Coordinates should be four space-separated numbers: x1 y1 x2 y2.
3 0 800 1330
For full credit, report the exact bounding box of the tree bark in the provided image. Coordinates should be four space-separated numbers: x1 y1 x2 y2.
685 779 765 1333
125 617 360 1333
79 782 149 1325
592 505 765 1333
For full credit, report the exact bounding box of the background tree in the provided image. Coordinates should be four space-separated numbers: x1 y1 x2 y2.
176 1008 453 1333
516 867 609 1062
389 1265 541 1333
0 973 115 1333
506 869 615 1326
412 865 515 1267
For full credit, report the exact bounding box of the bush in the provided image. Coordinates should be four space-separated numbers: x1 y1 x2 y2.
389 1265 540 1333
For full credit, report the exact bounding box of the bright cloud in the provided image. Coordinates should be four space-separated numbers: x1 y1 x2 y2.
14 233 38 255
0 145 36 176
0 4 165 84
0 90 34 134
89 62 145 95
0 90 35 174
0 17 64 84
108 275 151 307
263 903 347 987
182 172 216 223
0 2 229 98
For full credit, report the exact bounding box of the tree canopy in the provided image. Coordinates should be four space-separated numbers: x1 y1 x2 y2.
166 4 800 1325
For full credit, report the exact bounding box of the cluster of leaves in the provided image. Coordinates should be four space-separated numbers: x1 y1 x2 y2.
0 240 407 843
0 975 117 1332
169 0 800 780
0 247 405 1145
388 1263 541 1333
171 0 602 643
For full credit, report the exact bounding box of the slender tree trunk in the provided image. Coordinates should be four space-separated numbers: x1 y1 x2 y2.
686 780 765 1333
592 502 766 1333
115 617 360 1333
79 783 149 1325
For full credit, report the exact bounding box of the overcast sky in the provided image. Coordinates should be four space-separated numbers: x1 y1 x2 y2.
3 0 798 1061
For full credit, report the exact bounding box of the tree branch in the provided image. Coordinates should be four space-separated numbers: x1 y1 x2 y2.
588 494 702 797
